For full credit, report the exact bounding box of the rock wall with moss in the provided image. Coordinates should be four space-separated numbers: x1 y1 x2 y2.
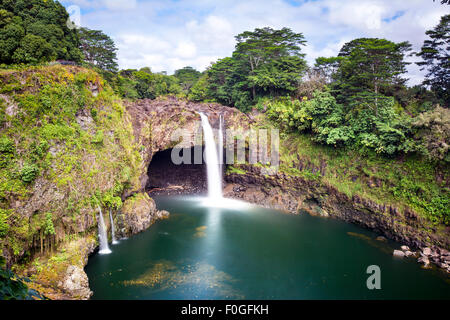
0 65 149 298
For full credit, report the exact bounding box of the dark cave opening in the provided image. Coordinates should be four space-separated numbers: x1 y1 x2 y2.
146 146 226 196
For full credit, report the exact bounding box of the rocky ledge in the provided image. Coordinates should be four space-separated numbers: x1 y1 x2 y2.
20 236 97 300
116 192 169 237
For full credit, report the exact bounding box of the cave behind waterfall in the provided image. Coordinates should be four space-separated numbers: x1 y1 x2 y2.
146 147 209 196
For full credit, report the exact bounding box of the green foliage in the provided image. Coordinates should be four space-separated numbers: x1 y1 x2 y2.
78 27 118 72
112 68 182 99
0 266 29 300
265 89 416 156
0 0 83 64
331 38 412 106
412 106 450 162
101 191 122 209
42 212 55 236
91 130 104 145
202 27 308 111
20 163 39 183
0 136 14 168
188 74 210 102
416 14 450 105
0 256 46 300
174 66 201 92
0 136 14 154
0 208 10 237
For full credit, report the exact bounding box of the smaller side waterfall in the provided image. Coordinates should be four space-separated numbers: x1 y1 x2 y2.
97 205 112 254
109 208 118 244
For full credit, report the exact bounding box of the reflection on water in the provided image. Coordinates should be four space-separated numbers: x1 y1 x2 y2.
194 226 207 238
346 232 393 255
85 196 450 300
122 260 244 299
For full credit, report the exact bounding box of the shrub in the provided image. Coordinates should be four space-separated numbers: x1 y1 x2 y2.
20 164 39 183
0 137 14 154
0 208 9 237
42 212 55 236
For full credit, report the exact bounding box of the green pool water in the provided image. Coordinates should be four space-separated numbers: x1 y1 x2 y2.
85 196 450 299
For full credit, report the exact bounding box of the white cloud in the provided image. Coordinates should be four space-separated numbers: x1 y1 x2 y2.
102 0 137 10
327 1 386 30
174 42 197 59
61 0 449 84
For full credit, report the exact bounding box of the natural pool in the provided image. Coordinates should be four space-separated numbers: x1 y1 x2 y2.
85 196 450 299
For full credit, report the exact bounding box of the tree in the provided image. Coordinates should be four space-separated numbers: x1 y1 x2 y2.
78 27 118 72
314 56 343 84
234 27 307 100
336 38 412 112
207 57 242 106
188 73 210 102
416 14 450 105
174 66 201 92
115 68 181 99
412 106 450 162
0 0 82 64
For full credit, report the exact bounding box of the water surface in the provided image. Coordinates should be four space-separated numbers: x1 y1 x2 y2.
85 196 450 299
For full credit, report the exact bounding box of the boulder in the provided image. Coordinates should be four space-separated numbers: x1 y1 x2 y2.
405 250 414 257
59 265 92 300
376 236 387 242
401 245 410 251
422 247 432 256
418 256 430 268
393 250 405 257
156 210 170 219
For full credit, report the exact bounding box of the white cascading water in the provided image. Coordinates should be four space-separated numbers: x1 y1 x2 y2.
196 112 249 210
97 205 112 254
109 208 118 244
199 112 223 199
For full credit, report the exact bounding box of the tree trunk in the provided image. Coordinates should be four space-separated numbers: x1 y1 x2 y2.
40 229 43 254
375 82 378 117
249 56 256 100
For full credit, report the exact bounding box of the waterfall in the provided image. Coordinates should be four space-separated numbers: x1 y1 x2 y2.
199 112 223 199
97 205 111 254
109 208 118 244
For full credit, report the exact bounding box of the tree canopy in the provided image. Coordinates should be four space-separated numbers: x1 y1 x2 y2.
203 27 307 111
0 0 82 64
333 38 412 108
416 14 449 105
174 66 201 92
78 27 119 72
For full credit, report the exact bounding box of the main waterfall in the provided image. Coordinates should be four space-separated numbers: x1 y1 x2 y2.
199 112 223 200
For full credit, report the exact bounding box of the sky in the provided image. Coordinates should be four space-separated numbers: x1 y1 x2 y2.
60 0 449 85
